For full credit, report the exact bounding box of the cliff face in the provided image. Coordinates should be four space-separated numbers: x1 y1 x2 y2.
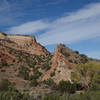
0 32 50 56
41 44 82 83
0 32 51 89
41 44 91 83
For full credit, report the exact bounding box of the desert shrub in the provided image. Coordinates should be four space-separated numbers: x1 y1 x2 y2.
42 93 62 100
30 79 38 87
41 63 51 71
2 61 8 66
41 90 100 100
61 90 100 100
92 71 100 84
73 62 100 91
80 54 88 64
74 60 78 64
30 70 42 80
1 69 6 72
58 80 82 93
50 72 55 77
12 59 16 62
58 80 73 93
0 64 2 68
59 45 70 57
0 79 11 91
78 90 100 100
30 70 42 87
89 82 100 91
43 78 54 86
75 62 100 78
58 70 61 73
75 63 91 76
74 51 79 54
18 66 29 80
0 67 1 69
89 71 100 91
69 59 73 63
71 72 81 82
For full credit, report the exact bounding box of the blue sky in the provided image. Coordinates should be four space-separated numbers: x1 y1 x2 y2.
0 0 100 59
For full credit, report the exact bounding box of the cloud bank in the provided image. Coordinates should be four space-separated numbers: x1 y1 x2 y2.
7 2 100 46
7 20 49 35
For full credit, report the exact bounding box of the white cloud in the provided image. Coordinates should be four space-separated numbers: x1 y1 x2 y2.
37 2 100 45
7 2 100 46
7 20 49 34
55 3 100 24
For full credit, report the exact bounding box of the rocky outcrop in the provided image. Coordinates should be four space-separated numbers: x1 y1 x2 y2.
42 44 74 83
52 44 73 68
0 33 50 56
41 44 87 83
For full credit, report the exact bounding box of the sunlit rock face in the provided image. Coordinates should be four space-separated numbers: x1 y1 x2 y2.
0 33 50 56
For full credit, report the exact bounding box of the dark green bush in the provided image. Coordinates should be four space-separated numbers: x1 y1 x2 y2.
41 63 51 71
18 66 29 80
74 51 79 54
50 72 55 77
74 60 78 64
0 79 11 91
89 71 100 91
80 54 88 64
30 79 38 87
43 78 54 86
2 61 8 66
58 80 81 93
30 70 42 80
58 80 72 93
69 59 73 63
1 69 6 72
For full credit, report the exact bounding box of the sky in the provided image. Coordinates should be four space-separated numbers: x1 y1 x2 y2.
0 0 100 59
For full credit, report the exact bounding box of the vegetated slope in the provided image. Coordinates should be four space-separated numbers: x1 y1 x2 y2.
0 32 51 89
0 32 100 100
42 44 89 83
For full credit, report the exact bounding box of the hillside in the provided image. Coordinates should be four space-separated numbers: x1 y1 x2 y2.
0 32 51 89
0 32 100 100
